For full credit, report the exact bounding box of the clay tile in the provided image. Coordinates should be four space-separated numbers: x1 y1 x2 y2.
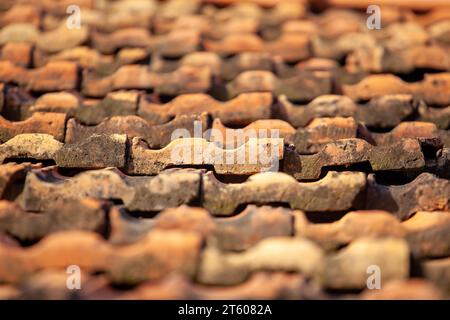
348 45 450 74
0 112 67 143
74 91 140 125
0 134 63 164
205 33 310 63
343 73 450 106
418 104 450 129
366 173 450 220
211 118 295 147
292 117 360 153
0 42 33 67
107 229 203 284
362 279 443 300
126 137 284 175
0 61 78 92
65 113 209 149
197 237 324 285
124 272 325 300
423 257 450 293
82 65 211 97
202 171 366 215
92 28 152 54
212 205 293 251
277 94 417 129
403 211 450 258
110 204 293 252
138 92 272 126
297 210 405 250
286 138 425 180
0 229 202 285
0 199 107 241
0 22 88 53
227 70 332 102
0 162 41 199
36 24 88 54
312 33 376 60
324 238 409 290
18 167 201 212
33 46 111 70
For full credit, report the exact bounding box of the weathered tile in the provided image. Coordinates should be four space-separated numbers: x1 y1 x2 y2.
33 46 114 71
423 258 450 293
108 206 155 245
0 4 41 27
292 114 441 151
18 167 201 212
91 28 152 54
126 137 284 175
0 42 33 67
0 199 107 241
203 171 366 215
210 118 295 147
324 238 410 290
0 23 88 53
36 24 88 54
227 70 332 102
0 134 62 164
312 33 376 60
429 20 450 46
211 205 293 251
343 73 450 106
0 162 41 199
221 52 274 80
277 94 416 129
418 104 450 129
65 113 209 149
151 51 222 76
138 92 272 126
0 112 66 143
0 61 78 92
55 134 127 169
403 211 450 258
0 229 202 285
292 117 360 153
82 65 211 97
122 272 325 300
286 138 425 180
371 121 443 149
18 270 85 300
361 279 443 300
366 173 450 220
426 148 450 179
0 284 20 300
197 237 324 285
107 230 202 284
204 33 310 63
156 205 293 251
110 204 293 251
0 0 448 300
347 45 450 74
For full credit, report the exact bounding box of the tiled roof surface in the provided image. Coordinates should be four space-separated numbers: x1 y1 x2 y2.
0 0 449 300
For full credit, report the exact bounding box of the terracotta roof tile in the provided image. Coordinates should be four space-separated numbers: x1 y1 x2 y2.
366 173 450 220
202 171 366 215
18 167 201 212
0 0 449 299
